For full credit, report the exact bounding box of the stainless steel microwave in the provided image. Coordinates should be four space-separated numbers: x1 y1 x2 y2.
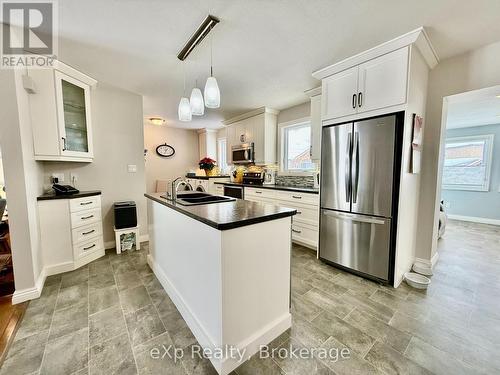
231 143 254 164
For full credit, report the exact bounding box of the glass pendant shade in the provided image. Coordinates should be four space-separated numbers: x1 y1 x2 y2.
178 97 192 122
190 87 205 116
204 76 220 108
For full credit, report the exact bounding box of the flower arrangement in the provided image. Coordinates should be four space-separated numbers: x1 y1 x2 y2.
199 157 217 176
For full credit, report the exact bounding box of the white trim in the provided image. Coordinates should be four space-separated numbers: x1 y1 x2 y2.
12 268 46 305
304 86 321 97
448 214 500 226
442 134 494 192
413 252 440 277
147 254 291 375
44 261 74 276
312 27 438 80
223 107 279 126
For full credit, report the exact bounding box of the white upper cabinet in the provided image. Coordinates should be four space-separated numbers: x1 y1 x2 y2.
28 62 97 162
321 47 409 122
357 47 408 114
322 66 358 120
223 107 278 165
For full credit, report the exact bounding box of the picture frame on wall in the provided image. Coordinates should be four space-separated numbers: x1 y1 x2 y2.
410 114 423 174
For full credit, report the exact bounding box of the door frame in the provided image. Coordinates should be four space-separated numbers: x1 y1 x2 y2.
430 84 500 256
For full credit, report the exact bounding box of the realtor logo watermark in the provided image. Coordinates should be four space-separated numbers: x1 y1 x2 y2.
1 0 58 68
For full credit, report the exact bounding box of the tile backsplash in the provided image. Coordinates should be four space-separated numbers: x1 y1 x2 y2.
275 175 315 188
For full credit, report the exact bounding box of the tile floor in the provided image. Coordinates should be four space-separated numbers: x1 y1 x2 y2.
1 219 499 374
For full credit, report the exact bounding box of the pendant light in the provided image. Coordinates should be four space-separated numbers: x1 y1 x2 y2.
204 33 220 108
190 80 205 116
178 64 192 122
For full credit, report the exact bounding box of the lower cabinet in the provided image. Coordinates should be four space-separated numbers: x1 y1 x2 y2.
245 187 319 249
38 194 105 275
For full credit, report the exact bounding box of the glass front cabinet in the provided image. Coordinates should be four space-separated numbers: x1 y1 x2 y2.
29 62 97 162
55 71 93 159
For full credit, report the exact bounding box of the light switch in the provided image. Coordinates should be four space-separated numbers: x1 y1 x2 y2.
127 164 137 173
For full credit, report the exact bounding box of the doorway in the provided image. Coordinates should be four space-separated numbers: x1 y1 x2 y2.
435 85 500 283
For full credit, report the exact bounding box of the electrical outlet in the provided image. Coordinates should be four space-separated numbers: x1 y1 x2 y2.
51 173 64 183
70 173 78 184
127 164 137 173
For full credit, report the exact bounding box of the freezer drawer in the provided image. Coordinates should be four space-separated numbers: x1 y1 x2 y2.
319 209 391 281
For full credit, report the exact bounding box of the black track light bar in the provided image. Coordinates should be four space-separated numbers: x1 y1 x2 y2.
177 14 220 61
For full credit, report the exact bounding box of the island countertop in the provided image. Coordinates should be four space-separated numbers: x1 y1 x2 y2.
145 192 296 230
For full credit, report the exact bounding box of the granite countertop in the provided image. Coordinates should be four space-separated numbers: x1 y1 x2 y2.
145 192 296 230
185 175 231 180
213 181 319 194
37 190 102 201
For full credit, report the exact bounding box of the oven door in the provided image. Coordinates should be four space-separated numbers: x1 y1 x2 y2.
224 185 244 199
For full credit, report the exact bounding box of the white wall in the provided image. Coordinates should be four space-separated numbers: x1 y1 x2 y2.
277 101 310 124
43 83 147 242
417 40 500 261
144 124 199 193
0 70 45 294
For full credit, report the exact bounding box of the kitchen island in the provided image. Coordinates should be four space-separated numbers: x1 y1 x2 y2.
145 193 296 375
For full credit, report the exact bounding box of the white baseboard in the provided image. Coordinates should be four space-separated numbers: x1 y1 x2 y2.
147 254 291 375
12 267 46 305
44 261 74 276
448 214 500 226
413 251 439 276
104 234 149 250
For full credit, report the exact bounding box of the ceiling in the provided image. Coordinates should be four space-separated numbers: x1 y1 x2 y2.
447 94 500 129
56 0 500 129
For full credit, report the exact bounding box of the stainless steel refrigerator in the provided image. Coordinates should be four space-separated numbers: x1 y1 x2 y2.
319 113 402 283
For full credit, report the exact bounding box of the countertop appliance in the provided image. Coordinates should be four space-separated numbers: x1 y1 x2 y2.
319 113 403 284
223 185 244 199
242 172 264 185
231 143 254 164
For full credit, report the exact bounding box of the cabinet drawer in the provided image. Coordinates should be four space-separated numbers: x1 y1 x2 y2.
214 185 225 196
74 237 104 260
276 191 319 206
70 195 101 212
245 187 276 199
291 204 319 227
292 222 318 248
72 222 103 244
245 195 275 205
71 208 101 228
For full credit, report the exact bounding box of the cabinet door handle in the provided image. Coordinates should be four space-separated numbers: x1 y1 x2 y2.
83 244 96 251
80 201 93 206
82 229 95 235
296 211 302 215
255 191 262 194
358 92 363 107
352 94 357 109
292 229 302 234
81 215 94 220
62 137 67 151
292 195 302 199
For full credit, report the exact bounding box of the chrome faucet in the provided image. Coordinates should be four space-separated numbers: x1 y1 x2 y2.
169 177 187 201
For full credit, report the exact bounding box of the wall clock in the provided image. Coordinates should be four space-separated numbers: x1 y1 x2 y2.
156 143 175 158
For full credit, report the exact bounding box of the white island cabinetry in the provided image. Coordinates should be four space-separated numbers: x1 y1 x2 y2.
146 194 294 375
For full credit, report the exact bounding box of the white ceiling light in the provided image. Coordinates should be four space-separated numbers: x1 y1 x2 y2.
178 97 192 122
204 32 220 109
190 83 204 116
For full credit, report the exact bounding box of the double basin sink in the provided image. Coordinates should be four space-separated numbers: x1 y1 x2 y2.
163 192 236 206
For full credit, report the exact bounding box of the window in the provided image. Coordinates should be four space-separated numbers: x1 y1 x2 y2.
442 134 494 191
217 138 228 174
279 120 315 174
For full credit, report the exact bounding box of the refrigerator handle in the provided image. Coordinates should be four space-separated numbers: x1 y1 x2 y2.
322 210 386 225
345 133 352 203
352 132 360 203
